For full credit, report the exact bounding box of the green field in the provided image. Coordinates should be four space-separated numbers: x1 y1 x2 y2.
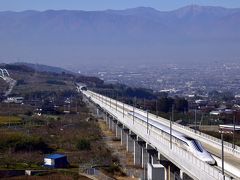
0 116 22 125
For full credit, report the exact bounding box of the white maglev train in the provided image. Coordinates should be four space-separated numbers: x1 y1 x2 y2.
128 111 216 165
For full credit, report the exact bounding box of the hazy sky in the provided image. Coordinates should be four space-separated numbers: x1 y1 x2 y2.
0 0 240 11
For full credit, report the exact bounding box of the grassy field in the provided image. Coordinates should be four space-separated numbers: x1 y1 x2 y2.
0 116 22 125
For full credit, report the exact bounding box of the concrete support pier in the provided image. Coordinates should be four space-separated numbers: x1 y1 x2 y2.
121 128 128 146
108 117 112 130
116 123 122 138
180 170 184 180
159 154 183 180
104 114 108 123
145 147 166 180
112 119 117 132
142 147 148 169
134 140 142 166
111 119 117 132
147 163 165 180
127 133 135 153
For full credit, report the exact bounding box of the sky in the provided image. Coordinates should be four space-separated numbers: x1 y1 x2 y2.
0 0 240 11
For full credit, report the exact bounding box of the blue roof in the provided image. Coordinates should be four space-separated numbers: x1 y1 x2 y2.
45 154 66 159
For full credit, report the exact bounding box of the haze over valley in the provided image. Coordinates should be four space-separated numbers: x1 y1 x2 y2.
1 5 240 70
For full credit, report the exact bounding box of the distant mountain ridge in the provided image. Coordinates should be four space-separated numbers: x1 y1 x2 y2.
13 63 74 74
0 5 240 68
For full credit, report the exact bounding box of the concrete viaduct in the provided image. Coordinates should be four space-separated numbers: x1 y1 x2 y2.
80 89 240 180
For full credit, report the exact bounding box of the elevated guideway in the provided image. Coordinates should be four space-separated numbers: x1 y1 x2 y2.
81 89 239 180
0 68 16 96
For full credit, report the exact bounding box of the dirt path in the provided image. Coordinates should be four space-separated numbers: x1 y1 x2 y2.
98 120 143 180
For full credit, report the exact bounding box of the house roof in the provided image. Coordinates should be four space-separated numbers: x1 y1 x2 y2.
45 154 66 159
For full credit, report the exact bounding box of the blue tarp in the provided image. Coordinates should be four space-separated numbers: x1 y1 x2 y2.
45 154 66 159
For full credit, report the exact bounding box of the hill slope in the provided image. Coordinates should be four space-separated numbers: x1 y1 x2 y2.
14 62 74 74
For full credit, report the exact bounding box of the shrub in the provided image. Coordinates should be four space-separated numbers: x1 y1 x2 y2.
16 79 27 86
46 80 66 85
24 111 33 116
0 132 52 153
76 139 91 151
14 137 51 153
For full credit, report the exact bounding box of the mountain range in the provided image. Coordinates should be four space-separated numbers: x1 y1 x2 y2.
0 5 240 70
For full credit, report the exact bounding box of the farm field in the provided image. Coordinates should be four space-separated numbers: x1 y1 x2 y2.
0 64 124 179
0 115 22 125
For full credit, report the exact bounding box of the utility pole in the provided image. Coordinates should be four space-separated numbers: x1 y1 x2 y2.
110 96 111 108
170 104 174 149
194 109 197 133
103 94 105 104
233 114 236 149
68 99 71 113
106 92 108 105
147 110 149 134
156 99 158 117
221 132 225 180
103 92 105 104
123 103 125 118
133 97 136 124
200 113 203 126
219 125 227 180
172 104 174 123
133 105 135 124
144 98 146 110
116 92 118 110
8 103 10 128
76 100 78 114
170 115 172 149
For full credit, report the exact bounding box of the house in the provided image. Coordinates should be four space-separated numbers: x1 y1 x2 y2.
210 111 221 116
4 97 24 104
44 154 69 168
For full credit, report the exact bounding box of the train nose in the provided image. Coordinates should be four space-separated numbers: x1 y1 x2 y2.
203 157 216 165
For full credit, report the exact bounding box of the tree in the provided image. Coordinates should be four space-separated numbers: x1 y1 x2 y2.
174 98 188 112
157 97 174 113
76 139 91 151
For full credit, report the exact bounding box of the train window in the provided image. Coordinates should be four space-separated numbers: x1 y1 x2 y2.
81 87 87 91
175 137 189 147
184 136 203 152
192 140 203 152
184 136 195 141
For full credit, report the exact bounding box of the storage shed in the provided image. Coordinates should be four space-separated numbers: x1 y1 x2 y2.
44 154 69 168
